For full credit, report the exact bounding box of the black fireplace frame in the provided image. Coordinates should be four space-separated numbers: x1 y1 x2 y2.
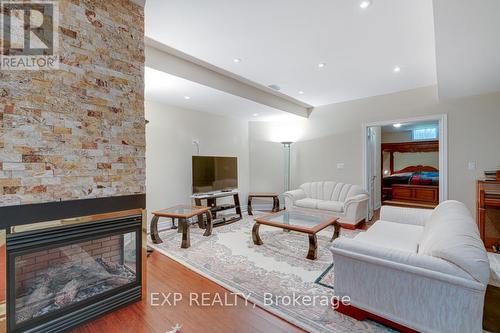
7 215 143 333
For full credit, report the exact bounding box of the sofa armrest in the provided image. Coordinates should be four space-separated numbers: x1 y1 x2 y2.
282 189 306 207
331 237 486 333
344 194 369 206
331 237 484 291
341 194 369 224
380 205 433 226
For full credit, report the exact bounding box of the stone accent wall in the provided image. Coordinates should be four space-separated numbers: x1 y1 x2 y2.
0 0 145 206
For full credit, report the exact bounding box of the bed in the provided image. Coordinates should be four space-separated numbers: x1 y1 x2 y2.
381 140 440 206
382 165 439 205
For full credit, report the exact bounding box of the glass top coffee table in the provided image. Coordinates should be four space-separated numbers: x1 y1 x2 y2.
253 210 340 260
150 205 212 248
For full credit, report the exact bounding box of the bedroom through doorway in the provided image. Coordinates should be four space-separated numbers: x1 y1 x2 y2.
363 115 448 215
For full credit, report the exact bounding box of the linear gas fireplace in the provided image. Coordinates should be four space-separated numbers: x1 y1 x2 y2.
0 195 147 333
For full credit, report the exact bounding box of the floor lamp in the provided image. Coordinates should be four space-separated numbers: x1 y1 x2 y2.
281 141 293 193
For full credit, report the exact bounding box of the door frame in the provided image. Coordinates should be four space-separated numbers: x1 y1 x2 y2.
362 114 448 211
366 126 378 219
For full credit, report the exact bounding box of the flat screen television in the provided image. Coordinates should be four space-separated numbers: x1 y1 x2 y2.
192 156 238 194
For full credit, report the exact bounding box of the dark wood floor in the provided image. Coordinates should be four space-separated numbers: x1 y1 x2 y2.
72 211 383 333
72 250 305 333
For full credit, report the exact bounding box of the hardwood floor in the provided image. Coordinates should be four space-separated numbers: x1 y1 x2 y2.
72 251 305 333
72 211 384 333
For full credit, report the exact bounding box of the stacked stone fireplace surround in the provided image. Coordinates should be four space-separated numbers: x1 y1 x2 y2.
0 0 145 206
0 1 146 331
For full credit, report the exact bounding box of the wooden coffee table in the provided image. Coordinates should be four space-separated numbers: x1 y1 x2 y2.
247 192 280 215
150 205 212 248
253 210 340 260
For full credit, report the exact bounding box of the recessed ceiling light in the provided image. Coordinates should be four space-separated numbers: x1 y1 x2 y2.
317 63 326 68
268 84 281 91
360 1 372 9
184 96 191 100
233 58 241 63
393 123 402 128
252 113 259 117
298 91 305 95
393 66 401 73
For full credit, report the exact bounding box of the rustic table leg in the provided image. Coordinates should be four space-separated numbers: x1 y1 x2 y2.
252 223 263 245
307 234 318 260
234 193 242 219
197 213 205 229
272 196 280 212
150 215 163 244
203 211 213 236
331 221 340 242
180 218 190 248
247 196 253 216
177 218 182 233
170 217 178 230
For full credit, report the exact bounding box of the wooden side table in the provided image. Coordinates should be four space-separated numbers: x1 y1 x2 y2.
247 193 280 216
150 205 212 248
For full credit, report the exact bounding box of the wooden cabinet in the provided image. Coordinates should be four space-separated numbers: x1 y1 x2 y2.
391 184 439 205
477 180 500 250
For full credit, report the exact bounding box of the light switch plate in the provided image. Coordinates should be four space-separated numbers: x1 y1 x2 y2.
468 161 476 170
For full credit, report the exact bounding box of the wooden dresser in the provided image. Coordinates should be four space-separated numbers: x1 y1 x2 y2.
476 180 500 251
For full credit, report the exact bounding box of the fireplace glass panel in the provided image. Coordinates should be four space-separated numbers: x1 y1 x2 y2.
14 232 137 324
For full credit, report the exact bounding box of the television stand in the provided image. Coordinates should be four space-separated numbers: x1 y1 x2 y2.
192 190 242 226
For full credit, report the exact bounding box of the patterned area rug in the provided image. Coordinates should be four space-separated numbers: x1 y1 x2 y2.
149 213 394 333
315 264 334 290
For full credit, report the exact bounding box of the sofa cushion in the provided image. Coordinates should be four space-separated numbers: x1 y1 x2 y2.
294 198 319 209
317 200 344 212
354 220 423 253
299 182 367 202
418 200 490 284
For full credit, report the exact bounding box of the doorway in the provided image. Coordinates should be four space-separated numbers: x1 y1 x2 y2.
363 115 448 217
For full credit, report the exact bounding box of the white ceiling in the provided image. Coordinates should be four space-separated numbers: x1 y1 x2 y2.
145 67 302 122
433 0 500 99
145 0 438 107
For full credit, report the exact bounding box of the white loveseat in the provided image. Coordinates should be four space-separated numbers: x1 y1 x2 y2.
331 201 489 333
283 182 369 228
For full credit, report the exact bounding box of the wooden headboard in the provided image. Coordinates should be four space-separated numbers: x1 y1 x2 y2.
382 140 439 175
381 140 438 153
393 165 439 174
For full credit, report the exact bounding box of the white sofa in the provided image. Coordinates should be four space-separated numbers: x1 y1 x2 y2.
283 182 369 228
331 201 489 333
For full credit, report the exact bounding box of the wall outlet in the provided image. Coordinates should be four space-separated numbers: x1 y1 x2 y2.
467 161 476 170
192 139 199 145
337 163 345 169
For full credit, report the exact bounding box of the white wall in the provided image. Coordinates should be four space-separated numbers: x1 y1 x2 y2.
146 100 250 222
381 130 413 143
433 0 500 99
249 86 500 214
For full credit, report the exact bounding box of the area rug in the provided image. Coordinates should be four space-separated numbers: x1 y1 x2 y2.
148 213 394 333
315 263 334 290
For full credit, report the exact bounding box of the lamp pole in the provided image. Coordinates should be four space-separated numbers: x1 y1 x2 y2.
281 142 293 193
